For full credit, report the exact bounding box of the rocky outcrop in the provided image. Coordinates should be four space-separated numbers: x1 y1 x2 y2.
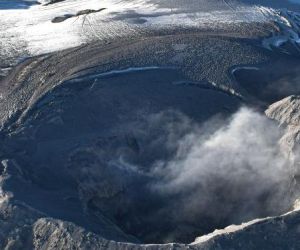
266 95 300 156
38 0 66 5
2 200 300 249
266 95 300 126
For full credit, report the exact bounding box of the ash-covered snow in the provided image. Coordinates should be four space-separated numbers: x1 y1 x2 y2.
0 0 282 62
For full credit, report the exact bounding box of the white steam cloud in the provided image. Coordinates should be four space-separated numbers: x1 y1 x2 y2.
79 107 299 243
147 108 295 225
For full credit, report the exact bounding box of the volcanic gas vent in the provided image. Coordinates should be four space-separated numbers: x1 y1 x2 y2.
5 64 298 245
66 109 296 244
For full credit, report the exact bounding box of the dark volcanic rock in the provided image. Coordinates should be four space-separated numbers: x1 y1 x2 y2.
51 8 106 23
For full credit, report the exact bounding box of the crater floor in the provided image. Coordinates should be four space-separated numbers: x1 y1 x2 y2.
1 0 300 249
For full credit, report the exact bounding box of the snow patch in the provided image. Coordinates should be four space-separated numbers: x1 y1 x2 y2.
260 7 300 54
0 0 277 60
192 218 267 244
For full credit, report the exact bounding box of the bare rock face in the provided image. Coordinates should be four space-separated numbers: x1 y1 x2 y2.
38 0 65 5
266 96 300 126
266 95 300 156
266 95 300 203
2 201 300 249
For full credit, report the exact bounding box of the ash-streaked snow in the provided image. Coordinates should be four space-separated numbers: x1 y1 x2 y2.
0 0 280 61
